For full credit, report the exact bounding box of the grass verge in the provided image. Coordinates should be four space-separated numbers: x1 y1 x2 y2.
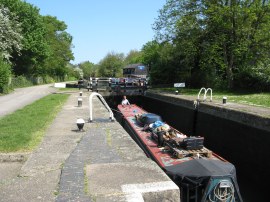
58 87 80 92
154 88 270 108
0 93 69 152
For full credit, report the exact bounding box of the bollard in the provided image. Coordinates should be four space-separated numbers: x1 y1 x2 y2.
79 91 83 96
223 96 227 104
76 118 85 131
78 97 82 107
175 90 179 95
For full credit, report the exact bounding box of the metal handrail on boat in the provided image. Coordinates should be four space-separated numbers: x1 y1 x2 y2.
89 92 114 122
197 87 212 102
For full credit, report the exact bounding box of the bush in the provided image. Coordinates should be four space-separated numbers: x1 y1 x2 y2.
0 58 11 94
43 76 55 84
234 64 270 91
10 75 34 89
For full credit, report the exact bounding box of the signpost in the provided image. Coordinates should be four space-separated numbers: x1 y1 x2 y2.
174 83 185 95
174 83 185 88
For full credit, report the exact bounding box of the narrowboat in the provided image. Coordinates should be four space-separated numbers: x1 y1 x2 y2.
117 104 243 202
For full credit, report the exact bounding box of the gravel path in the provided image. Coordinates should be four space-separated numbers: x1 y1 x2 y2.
0 84 57 117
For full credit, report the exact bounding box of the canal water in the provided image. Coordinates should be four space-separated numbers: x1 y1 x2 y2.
106 95 268 202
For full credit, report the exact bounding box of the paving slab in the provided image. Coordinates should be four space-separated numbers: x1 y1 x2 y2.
86 163 178 202
56 93 180 202
0 91 90 202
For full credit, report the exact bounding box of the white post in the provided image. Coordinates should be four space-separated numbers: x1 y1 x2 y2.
78 97 82 107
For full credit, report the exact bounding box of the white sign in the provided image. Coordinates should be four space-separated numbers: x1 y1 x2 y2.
54 83 66 88
174 83 185 88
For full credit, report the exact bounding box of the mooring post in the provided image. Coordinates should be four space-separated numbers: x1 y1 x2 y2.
223 96 227 104
78 97 82 107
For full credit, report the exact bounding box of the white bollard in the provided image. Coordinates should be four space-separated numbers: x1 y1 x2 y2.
223 96 227 104
78 97 83 107
76 118 85 131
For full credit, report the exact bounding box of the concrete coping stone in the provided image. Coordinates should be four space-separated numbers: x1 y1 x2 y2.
86 162 179 201
146 90 270 132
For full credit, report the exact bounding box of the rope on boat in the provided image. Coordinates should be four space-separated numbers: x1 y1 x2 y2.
111 108 122 114
208 180 235 202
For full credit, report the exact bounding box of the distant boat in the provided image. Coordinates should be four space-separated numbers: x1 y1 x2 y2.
117 104 243 202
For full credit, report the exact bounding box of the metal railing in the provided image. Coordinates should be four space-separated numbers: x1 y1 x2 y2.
197 87 212 102
89 92 114 122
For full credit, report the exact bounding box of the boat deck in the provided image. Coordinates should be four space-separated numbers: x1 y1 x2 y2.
118 104 226 168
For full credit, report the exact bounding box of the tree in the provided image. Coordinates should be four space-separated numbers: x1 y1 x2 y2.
42 15 74 81
153 0 211 86
66 63 81 80
0 5 21 92
153 0 270 89
199 0 270 89
0 56 11 93
124 50 143 65
152 0 184 42
97 52 125 77
141 40 184 85
0 0 49 76
78 61 97 78
0 6 22 62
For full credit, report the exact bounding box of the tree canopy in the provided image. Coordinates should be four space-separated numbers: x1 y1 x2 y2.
0 0 49 75
1 0 270 91
124 50 143 65
0 5 22 61
97 52 125 77
78 61 97 78
42 15 74 80
0 0 75 89
151 0 270 90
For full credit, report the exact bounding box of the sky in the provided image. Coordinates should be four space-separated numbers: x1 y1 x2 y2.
24 0 166 64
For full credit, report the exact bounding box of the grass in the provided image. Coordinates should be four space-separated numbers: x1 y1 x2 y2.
106 129 112 146
154 87 270 108
0 93 69 152
84 165 89 195
58 87 80 91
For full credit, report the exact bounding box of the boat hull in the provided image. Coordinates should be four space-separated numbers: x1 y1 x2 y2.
117 104 243 202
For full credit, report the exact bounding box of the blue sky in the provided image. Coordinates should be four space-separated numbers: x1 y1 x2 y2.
24 0 166 64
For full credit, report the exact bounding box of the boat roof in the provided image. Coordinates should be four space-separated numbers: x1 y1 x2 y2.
166 158 236 178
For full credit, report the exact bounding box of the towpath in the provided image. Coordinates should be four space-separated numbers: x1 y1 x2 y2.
0 84 57 117
0 88 179 202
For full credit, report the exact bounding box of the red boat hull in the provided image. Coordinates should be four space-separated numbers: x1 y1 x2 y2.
117 104 243 202
118 104 226 167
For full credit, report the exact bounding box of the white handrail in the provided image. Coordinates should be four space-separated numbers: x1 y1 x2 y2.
205 88 212 102
197 87 206 101
89 92 114 122
197 87 212 101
